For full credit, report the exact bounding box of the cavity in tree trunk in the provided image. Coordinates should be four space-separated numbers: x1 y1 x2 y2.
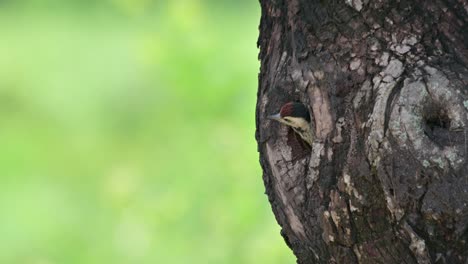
255 0 468 263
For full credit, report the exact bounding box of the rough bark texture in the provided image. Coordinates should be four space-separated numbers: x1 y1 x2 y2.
256 0 468 263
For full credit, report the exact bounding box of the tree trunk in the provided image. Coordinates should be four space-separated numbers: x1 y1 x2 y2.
255 0 468 263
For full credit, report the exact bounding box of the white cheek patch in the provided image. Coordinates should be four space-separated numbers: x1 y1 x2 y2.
287 117 310 131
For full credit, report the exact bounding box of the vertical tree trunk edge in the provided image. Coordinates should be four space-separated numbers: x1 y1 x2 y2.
256 0 468 263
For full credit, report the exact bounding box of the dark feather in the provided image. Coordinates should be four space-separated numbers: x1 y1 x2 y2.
280 102 311 122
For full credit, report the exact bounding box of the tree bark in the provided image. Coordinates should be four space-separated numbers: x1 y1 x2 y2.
256 0 468 263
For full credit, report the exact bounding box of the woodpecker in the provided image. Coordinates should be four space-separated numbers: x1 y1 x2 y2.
268 102 314 146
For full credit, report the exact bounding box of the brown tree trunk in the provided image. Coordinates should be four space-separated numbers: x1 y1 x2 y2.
256 0 468 263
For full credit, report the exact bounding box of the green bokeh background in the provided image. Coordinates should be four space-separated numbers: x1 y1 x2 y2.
0 1 294 263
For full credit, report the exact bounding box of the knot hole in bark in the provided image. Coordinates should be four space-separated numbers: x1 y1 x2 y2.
389 68 467 170
422 103 456 147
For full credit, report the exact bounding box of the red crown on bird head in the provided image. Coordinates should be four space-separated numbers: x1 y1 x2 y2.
279 102 311 122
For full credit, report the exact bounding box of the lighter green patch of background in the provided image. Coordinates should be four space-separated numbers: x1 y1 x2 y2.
0 1 294 263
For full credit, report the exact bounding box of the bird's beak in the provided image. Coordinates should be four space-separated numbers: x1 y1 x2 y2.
267 113 281 121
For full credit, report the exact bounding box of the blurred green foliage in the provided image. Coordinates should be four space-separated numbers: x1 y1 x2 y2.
0 1 294 263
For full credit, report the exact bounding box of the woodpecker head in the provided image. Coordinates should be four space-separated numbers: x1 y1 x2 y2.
268 102 314 145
